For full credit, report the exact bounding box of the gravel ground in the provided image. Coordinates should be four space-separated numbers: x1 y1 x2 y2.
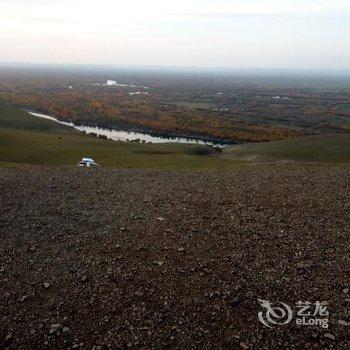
0 166 349 349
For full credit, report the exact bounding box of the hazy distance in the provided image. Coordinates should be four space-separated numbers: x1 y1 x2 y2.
1 0 350 70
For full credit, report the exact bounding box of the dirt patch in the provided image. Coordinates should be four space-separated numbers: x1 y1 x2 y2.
0 167 349 349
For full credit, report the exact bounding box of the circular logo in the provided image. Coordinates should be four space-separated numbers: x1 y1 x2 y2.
258 299 293 328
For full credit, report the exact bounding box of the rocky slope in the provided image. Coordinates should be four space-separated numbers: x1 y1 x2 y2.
0 166 349 349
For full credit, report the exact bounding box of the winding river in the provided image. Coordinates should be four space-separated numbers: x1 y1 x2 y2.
28 111 229 148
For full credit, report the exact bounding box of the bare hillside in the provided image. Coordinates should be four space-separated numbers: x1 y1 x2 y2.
0 166 349 349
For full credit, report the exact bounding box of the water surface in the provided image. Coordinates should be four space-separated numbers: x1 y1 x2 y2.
29 111 228 147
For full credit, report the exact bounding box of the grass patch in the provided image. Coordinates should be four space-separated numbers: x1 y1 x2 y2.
0 129 245 169
224 134 350 163
0 102 244 169
0 103 76 133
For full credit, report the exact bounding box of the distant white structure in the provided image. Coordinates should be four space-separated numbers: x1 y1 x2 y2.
106 80 117 86
273 96 290 100
91 80 148 89
129 92 149 96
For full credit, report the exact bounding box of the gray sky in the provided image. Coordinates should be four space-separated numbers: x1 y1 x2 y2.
1 0 350 69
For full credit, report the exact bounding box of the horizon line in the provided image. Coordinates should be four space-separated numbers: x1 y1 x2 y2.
1 61 350 73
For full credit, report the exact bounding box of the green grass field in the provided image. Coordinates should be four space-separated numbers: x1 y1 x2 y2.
0 103 76 133
224 133 350 164
0 102 245 169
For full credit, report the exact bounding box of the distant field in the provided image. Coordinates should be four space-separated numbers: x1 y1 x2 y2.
0 102 245 169
171 101 214 109
338 103 350 112
224 133 350 163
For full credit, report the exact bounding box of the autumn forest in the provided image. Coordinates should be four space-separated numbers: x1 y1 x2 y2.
1 65 350 144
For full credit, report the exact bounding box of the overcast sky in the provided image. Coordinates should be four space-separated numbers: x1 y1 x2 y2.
1 0 350 69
